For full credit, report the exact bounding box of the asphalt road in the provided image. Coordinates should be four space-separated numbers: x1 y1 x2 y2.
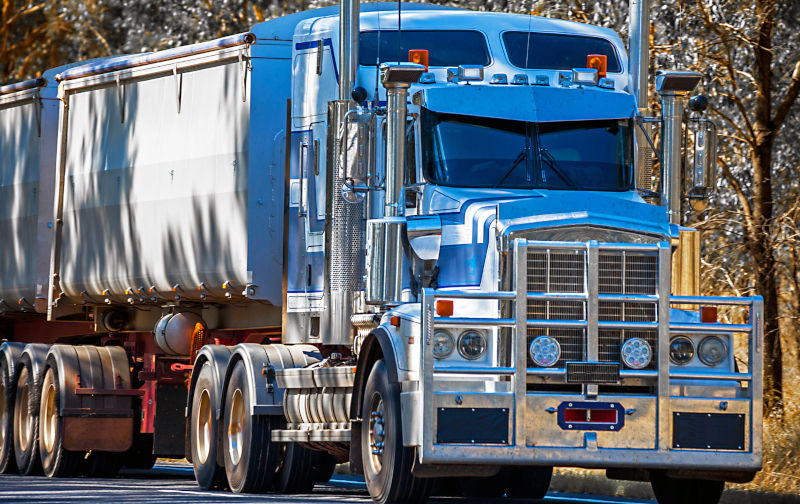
0 463 657 504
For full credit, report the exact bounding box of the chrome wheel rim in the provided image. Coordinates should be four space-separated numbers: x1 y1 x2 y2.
367 392 385 474
195 389 212 464
14 369 30 448
227 389 244 465
41 382 57 453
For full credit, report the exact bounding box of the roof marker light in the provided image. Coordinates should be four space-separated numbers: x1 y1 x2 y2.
447 67 459 83
572 68 599 85
419 72 436 84
558 71 572 87
534 75 549 86
458 65 483 82
511 74 528 85
598 78 615 89
490 73 508 85
408 49 429 71
586 54 607 78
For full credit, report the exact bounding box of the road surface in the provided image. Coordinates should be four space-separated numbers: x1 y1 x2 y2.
0 463 657 504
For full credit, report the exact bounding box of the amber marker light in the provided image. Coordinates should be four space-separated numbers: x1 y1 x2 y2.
586 54 607 79
408 49 429 72
701 306 718 323
436 299 454 317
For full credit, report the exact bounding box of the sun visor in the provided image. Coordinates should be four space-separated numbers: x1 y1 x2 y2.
418 84 636 122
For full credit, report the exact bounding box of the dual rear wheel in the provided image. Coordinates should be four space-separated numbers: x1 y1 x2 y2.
191 359 336 494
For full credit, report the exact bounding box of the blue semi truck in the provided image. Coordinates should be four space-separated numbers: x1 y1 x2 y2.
0 2 762 503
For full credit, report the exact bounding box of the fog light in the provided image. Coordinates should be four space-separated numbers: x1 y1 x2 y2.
669 336 695 365
457 330 486 360
432 330 454 360
698 336 727 366
621 338 652 369
529 335 560 367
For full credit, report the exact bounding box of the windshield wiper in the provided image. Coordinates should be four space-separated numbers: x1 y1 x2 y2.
494 150 527 188
539 148 577 189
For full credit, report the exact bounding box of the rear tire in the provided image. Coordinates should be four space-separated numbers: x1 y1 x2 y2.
222 360 280 493
361 359 431 504
85 452 125 477
506 465 553 499
275 443 317 493
191 361 227 490
0 358 16 473
38 364 84 477
650 471 725 504
13 360 41 475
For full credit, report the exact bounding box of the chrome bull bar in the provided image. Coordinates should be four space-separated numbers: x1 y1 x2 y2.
418 239 763 469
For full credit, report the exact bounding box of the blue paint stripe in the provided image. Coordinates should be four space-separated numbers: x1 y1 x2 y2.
295 38 339 84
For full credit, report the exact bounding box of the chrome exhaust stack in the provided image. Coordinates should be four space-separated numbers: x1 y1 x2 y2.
365 63 424 304
656 70 701 225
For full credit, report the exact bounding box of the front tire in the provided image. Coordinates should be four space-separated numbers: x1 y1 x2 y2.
222 360 280 493
0 358 16 473
191 361 226 489
13 360 41 475
39 364 84 477
361 359 430 504
650 471 725 504
506 465 553 499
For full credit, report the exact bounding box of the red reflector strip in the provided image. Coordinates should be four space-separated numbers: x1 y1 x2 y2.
564 408 618 423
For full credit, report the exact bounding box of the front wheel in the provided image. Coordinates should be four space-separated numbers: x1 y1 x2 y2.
361 359 431 504
650 471 725 504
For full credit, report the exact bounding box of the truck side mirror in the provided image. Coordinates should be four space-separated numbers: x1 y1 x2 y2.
684 94 717 208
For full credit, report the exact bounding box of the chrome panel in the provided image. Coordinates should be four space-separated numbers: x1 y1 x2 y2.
525 394 656 450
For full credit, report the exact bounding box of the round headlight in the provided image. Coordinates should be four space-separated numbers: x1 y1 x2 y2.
698 336 727 366
432 330 455 360
529 335 560 367
457 330 487 360
621 337 652 369
669 336 695 365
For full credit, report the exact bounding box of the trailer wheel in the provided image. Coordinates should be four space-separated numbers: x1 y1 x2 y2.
0 358 16 473
506 465 553 499
84 452 124 477
13 361 41 475
650 471 725 504
361 359 431 504
191 361 227 489
223 360 280 493
39 364 84 477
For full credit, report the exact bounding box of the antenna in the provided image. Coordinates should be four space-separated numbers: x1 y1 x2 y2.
397 0 402 63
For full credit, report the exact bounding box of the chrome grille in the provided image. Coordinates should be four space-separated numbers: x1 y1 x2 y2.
527 250 586 368
597 252 659 370
526 245 660 370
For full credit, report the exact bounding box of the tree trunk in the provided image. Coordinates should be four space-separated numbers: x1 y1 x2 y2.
749 141 783 415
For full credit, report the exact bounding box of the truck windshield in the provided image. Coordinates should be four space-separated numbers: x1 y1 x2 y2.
421 110 633 191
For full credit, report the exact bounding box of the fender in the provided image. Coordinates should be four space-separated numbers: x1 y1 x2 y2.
349 326 400 421
185 344 233 464
0 341 24 381
221 343 320 417
18 344 49 411
45 345 134 452
186 345 233 421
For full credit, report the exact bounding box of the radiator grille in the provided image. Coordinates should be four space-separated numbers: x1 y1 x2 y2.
527 250 586 368
526 246 660 371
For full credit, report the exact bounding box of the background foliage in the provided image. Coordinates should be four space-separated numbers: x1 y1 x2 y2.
2 0 799 494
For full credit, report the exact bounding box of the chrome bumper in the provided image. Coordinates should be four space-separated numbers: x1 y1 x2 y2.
416 239 763 471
